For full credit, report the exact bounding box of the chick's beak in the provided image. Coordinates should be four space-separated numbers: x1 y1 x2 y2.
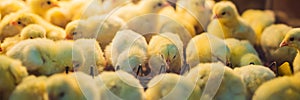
52 3 59 7
279 41 288 47
11 21 17 26
213 14 220 19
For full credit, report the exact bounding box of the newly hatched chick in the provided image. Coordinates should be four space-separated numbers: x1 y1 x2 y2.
186 33 231 68
148 32 184 74
74 39 106 74
252 73 300 100
0 55 28 100
27 0 59 17
234 65 276 98
6 38 57 75
280 28 300 73
0 24 46 53
0 0 26 17
66 15 126 50
97 70 145 100
104 30 147 70
242 9 275 45
207 1 256 45
225 38 261 67
145 73 201 100
261 24 296 66
9 75 48 100
185 62 247 100
47 72 100 100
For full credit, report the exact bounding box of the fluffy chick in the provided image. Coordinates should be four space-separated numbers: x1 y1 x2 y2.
104 30 147 69
225 38 261 67
148 32 184 74
27 0 59 17
9 75 48 100
207 1 256 45
145 73 201 100
0 24 46 53
186 33 231 68
74 39 106 74
185 62 247 100
97 70 145 100
252 73 300 100
280 28 300 73
261 24 296 66
0 0 26 17
234 65 276 98
47 72 100 100
242 9 275 45
0 55 28 100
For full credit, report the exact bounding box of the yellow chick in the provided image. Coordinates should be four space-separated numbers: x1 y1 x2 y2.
186 33 231 68
242 9 275 45
0 55 28 100
20 24 46 39
148 32 184 74
185 62 247 100
145 73 201 100
74 39 106 74
47 72 100 100
9 75 48 100
261 24 296 66
0 24 46 53
97 70 145 100
207 1 256 45
0 0 26 17
65 20 80 40
233 65 276 98
104 30 148 70
225 38 261 67
27 0 59 17
45 7 70 28
252 73 300 100
280 28 300 73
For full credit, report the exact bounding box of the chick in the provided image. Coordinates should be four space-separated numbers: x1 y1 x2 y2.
113 0 171 22
66 15 126 50
185 62 247 100
0 0 26 17
45 7 70 28
9 75 48 100
186 33 231 68
20 24 46 39
225 38 261 67
104 30 147 70
252 73 300 100
145 73 201 100
27 0 59 17
0 24 46 53
242 9 275 45
0 55 28 100
148 32 184 74
280 28 300 73
74 39 106 74
47 72 100 100
207 1 256 45
6 38 57 75
233 65 276 98
261 24 296 66
97 70 145 100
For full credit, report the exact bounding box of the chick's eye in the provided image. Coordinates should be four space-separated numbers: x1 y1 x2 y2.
173 55 176 59
17 21 21 25
290 37 295 41
221 12 226 15
72 32 77 35
157 2 162 7
47 1 52 5
58 92 65 98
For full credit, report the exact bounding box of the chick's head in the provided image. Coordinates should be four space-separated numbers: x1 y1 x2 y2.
212 1 238 22
11 13 35 29
147 0 171 13
280 28 300 49
160 44 179 67
20 24 46 40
